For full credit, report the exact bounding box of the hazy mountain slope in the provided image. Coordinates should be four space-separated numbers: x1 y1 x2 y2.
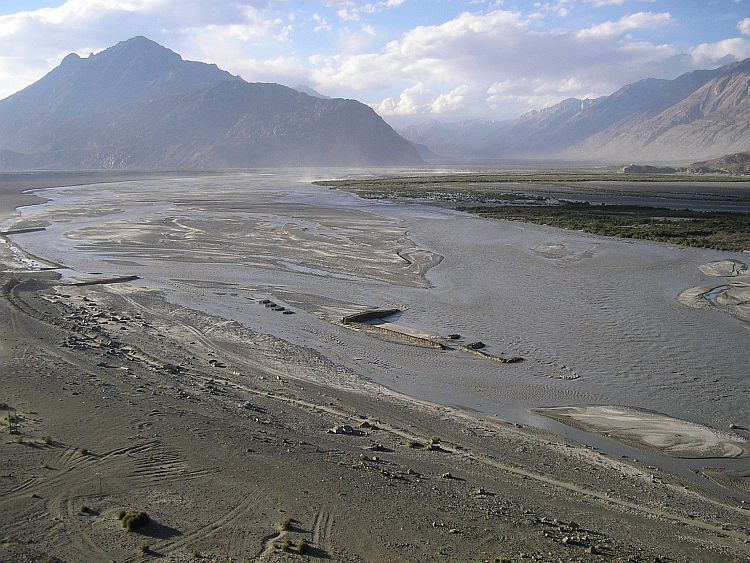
572 59 750 161
0 37 239 153
400 58 749 162
0 37 421 169
688 151 750 174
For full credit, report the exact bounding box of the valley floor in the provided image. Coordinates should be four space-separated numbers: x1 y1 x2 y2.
0 171 749 562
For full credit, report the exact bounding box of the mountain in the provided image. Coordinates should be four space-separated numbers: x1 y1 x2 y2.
687 151 750 174
0 37 421 169
293 85 330 99
401 58 750 163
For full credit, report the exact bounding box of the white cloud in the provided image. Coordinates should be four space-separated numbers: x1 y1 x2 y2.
336 8 359 21
309 9 694 120
576 11 671 40
376 82 432 115
431 85 470 114
313 13 331 32
738 18 750 36
691 38 750 66
583 0 657 5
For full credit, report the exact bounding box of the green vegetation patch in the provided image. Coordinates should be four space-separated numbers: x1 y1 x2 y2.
463 202 750 252
315 175 750 252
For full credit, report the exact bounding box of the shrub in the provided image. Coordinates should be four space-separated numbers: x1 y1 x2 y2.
279 516 293 531
121 511 150 532
296 538 307 554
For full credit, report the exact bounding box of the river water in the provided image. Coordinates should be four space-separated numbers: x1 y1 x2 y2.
4 170 749 492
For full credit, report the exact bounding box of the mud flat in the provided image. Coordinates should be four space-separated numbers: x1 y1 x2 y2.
534 405 749 459
678 259 750 324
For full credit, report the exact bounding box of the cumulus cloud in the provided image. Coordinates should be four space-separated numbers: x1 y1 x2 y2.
575 11 671 40
738 18 750 36
431 85 470 114
311 9 693 119
375 82 432 115
691 38 750 66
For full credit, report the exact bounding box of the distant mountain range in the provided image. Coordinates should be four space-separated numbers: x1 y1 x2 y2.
0 37 422 170
401 58 750 163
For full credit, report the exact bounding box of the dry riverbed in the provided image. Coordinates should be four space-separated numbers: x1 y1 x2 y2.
2 172 750 561
0 238 748 562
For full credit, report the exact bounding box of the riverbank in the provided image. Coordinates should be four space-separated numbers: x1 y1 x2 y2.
0 229 748 561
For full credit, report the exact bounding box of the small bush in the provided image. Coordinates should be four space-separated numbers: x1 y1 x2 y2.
42 436 51 445
116 510 126 520
296 538 307 555
279 516 293 531
78 448 88 456
79 505 89 514
139 543 150 554
278 539 291 552
121 511 150 532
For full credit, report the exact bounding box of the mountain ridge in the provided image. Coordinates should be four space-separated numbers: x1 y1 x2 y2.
0 37 422 169
400 58 750 163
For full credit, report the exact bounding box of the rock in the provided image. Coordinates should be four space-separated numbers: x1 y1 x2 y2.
466 341 486 350
448 334 461 340
441 472 453 479
163 363 182 374
328 424 364 436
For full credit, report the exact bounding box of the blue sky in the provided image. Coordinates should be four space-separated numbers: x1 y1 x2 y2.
1 1 748 125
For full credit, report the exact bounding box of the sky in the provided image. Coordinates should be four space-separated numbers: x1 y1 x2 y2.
0 0 749 126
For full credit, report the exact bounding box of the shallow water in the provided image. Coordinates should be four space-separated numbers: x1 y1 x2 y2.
5 170 750 490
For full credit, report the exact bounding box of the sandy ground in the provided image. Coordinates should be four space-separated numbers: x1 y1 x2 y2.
1 173 750 561
2 264 750 562
533 406 749 459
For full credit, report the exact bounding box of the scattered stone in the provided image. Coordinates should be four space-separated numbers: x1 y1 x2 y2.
465 341 486 350
448 334 461 340
441 472 453 479
328 424 364 436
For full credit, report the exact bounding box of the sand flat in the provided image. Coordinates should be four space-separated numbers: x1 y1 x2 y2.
534 405 749 458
